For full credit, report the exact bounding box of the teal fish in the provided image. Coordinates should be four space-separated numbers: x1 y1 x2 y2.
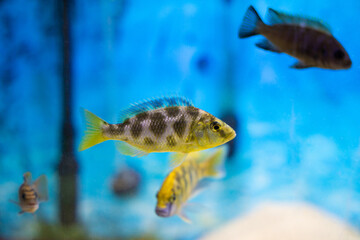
238 6 352 69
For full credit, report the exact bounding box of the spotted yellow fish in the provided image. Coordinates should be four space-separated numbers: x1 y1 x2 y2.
79 96 236 166
155 146 227 223
10 172 48 214
238 6 351 69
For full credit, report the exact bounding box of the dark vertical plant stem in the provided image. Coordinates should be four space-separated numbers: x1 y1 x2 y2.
57 0 78 226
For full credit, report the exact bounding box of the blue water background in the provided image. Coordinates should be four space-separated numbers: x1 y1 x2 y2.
0 0 359 239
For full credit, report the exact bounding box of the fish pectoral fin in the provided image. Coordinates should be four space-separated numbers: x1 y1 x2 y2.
33 175 48 202
178 210 192 224
9 199 20 206
116 141 148 157
291 61 312 69
178 203 206 223
169 153 188 169
190 180 211 200
256 39 282 53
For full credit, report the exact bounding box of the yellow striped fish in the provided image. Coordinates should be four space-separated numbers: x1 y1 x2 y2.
155 146 227 223
10 172 48 214
79 96 236 166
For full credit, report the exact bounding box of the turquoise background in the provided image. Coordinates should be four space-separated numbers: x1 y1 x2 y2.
0 0 359 239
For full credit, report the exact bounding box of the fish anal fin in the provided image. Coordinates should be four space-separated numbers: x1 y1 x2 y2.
116 141 148 157
18 211 25 215
291 61 312 69
33 175 48 202
256 39 282 53
169 153 188 169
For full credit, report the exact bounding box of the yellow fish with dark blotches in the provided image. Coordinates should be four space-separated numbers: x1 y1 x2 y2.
238 6 352 70
155 146 227 223
10 172 48 214
79 96 236 166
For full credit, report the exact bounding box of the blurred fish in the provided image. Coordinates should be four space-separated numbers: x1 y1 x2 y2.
238 6 352 69
155 146 227 223
112 168 141 197
10 172 48 214
79 96 236 166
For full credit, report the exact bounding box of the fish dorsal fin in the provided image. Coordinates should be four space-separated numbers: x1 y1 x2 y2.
202 146 228 178
33 175 48 202
118 96 193 123
23 172 32 184
266 8 332 34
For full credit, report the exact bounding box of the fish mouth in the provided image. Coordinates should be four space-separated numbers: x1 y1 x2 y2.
227 131 236 141
155 204 172 217
345 59 352 69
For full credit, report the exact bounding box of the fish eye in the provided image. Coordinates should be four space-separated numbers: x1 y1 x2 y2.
156 191 159 198
210 121 221 132
169 194 176 202
22 193 26 200
334 50 345 60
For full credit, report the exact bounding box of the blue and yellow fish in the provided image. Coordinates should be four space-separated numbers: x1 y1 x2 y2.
10 172 48 214
79 96 236 166
155 146 227 223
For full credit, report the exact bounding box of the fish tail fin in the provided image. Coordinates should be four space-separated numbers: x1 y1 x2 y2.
33 175 48 202
204 146 228 178
238 6 264 38
79 108 108 151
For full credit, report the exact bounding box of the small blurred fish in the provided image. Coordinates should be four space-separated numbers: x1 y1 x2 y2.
79 96 236 166
238 6 352 70
155 146 227 223
10 172 48 214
